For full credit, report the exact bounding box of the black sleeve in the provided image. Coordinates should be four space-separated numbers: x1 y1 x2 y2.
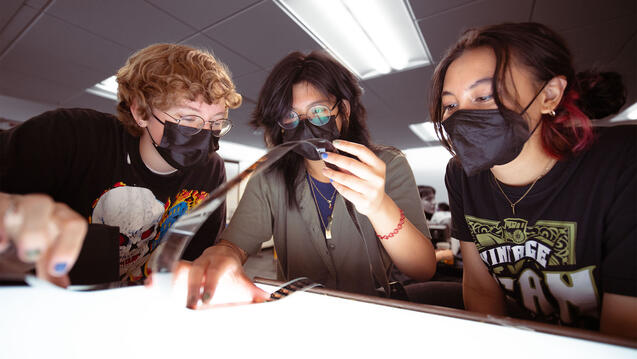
0 108 115 201
1 109 77 196
181 154 227 261
600 126 637 297
444 158 473 242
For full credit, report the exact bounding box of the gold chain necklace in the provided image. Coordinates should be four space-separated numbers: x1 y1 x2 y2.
307 173 337 209
492 158 556 216
306 173 334 239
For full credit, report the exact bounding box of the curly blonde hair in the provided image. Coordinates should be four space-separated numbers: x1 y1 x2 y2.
116 43 242 136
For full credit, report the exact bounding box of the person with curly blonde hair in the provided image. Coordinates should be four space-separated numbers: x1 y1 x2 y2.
1 43 241 286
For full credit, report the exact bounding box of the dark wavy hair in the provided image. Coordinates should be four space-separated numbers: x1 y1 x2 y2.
251 51 373 208
429 22 626 159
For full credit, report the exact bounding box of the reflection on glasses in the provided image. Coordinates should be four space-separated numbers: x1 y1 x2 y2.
277 101 340 130
161 111 232 137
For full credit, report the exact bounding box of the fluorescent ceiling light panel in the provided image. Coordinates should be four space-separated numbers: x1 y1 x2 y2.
626 102 637 120
609 101 637 122
274 0 431 79
86 75 118 101
409 121 442 143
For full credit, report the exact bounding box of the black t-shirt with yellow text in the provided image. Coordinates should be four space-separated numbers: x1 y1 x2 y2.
446 125 636 329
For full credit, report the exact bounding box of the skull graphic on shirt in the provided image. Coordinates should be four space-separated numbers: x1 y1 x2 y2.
92 186 165 278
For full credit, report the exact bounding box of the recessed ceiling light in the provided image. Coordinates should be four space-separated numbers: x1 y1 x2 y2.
86 75 118 101
409 121 443 143
274 0 431 79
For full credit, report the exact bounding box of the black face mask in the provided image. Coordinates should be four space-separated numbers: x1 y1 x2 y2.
442 82 547 176
281 118 340 159
147 120 212 171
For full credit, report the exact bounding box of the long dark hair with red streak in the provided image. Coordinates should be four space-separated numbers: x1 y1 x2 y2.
429 22 626 159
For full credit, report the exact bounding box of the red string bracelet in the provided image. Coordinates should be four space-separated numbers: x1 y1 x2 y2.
377 209 405 240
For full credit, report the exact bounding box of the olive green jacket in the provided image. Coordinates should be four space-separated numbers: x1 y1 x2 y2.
222 148 430 296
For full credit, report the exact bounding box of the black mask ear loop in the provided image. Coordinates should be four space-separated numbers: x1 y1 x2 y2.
520 81 549 136
146 113 166 147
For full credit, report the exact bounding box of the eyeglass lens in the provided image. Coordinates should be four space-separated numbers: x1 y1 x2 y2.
278 104 335 129
176 116 231 137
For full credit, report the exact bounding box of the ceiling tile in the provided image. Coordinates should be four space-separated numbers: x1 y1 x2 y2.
409 0 476 20
0 13 132 93
366 114 426 149
0 0 25 30
598 33 636 108
364 67 431 121
60 91 118 115
25 0 48 7
532 0 635 31
147 0 262 31
43 0 195 49
0 50 105 95
418 0 534 62
204 1 321 69
363 66 434 149
233 69 269 103
360 88 414 148
0 4 36 54
181 33 259 78
561 15 636 69
1 0 633 151
223 102 265 148
0 67 77 105
0 93 56 122
608 35 636 78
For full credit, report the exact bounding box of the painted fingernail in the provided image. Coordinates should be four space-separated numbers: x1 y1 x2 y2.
53 262 67 274
202 292 211 302
25 249 41 261
329 178 333 183
187 295 197 308
321 152 328 159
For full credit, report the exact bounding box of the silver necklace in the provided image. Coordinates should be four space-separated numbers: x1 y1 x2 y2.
492 158 556 215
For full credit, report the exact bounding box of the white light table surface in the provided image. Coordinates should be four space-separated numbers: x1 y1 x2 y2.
0 278 634 358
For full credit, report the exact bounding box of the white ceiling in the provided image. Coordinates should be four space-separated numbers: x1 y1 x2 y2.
1 0 635 149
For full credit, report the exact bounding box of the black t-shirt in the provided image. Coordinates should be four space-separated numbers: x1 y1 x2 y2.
1 108 226 282
445 125 636 329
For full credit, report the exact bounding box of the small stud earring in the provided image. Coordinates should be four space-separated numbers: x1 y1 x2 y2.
549 110 556 117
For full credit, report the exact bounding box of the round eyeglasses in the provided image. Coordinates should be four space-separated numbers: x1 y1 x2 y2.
277 101 340 130
153 111 232 137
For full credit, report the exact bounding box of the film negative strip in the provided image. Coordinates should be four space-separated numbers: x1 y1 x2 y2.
266 277 323 302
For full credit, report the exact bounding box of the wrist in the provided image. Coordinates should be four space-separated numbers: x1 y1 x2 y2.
215 240 248 265
367 194 397 222
376 209 406 240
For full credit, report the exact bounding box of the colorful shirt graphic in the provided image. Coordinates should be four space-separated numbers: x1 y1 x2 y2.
1 108 227 285
91 184 208 282
465 215 599 324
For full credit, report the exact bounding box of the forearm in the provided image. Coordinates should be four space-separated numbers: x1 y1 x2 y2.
463 280 506 315
600 293 637 339
367 194 435 281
